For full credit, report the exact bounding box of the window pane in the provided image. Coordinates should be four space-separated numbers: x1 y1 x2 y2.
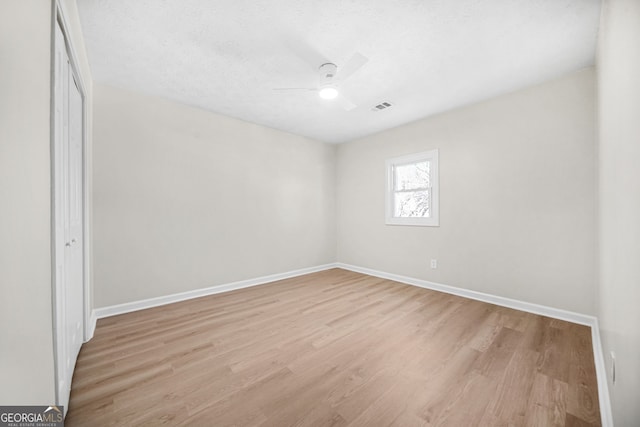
394 190 430 218
394 161 430 190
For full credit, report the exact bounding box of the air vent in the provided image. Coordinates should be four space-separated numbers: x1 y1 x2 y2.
372 101 393 111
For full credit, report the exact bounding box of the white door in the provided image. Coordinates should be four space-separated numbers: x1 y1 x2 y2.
54 21 85 412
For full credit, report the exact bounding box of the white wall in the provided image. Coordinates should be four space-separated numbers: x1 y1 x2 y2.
337 69 597 315
93 84 336 307
597 0 640 424
0 1 56 404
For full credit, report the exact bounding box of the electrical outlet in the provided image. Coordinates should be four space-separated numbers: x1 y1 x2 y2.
610 351 616 384
430 259 437 269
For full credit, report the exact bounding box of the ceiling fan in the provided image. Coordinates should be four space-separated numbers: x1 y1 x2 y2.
274 52 369 111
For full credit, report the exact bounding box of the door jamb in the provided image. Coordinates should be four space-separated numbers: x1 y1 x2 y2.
50 0 91 406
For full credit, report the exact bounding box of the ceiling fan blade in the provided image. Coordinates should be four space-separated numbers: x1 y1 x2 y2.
338 52 369 81
336 93 357 111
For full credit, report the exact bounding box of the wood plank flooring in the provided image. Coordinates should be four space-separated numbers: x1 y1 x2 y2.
66 269 601 426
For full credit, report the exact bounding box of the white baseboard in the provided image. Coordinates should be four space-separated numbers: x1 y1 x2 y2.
590 318 614 427
85 310 97 342
336 262 612 427
336 263 595 325
93 263 337 319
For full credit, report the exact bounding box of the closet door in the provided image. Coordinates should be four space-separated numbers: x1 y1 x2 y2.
53 21 85 412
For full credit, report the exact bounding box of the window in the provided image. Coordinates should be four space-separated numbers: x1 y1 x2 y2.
386 149 439 226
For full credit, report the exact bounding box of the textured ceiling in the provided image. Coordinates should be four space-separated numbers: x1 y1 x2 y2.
77 0 601 143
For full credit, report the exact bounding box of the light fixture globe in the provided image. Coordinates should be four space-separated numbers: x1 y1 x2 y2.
318 86 339 100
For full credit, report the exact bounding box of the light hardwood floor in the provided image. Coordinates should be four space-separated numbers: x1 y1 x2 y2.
66 269 601 426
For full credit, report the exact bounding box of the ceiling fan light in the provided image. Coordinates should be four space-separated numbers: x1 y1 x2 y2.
318 86 339 100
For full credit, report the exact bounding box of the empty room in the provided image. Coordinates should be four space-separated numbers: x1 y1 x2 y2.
1 0 639 426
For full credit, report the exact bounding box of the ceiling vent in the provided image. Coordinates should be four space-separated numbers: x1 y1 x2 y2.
372 101 393 111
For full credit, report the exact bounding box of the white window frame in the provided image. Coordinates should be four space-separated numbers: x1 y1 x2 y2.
385 149 439 227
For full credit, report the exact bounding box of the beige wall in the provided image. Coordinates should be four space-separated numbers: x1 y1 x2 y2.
337 69 597 315
597 0 640 424
92 84 336 307
0 2 55 404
